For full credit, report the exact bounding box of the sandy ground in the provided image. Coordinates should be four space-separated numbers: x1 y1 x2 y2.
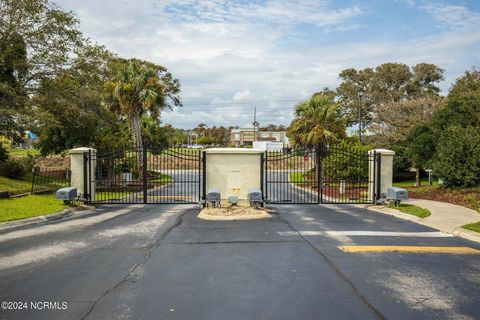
198 206 273 220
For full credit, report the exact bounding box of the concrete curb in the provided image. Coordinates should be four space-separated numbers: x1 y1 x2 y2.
450 228 480 243
359 204 480 243
0 205 96 232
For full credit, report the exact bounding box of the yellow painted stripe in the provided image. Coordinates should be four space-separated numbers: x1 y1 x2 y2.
339 246 480 254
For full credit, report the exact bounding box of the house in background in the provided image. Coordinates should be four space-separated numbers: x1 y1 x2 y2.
0 131 39 149
21 131 39 149
230 128 288 147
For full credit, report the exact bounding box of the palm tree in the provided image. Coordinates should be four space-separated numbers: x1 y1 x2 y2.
105 59 181 150
288 94 346 148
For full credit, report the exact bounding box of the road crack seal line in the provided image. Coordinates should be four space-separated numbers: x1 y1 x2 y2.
166 240 304 245
276 213 388 320
80 210 186 320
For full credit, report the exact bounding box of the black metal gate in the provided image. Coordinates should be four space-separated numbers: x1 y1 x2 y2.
87 147 202 204
265 148 320 204
319 144 379 204
264 145 380 205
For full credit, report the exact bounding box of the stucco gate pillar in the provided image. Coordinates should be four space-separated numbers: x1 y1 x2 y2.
368 148 395 202
69 147 96 200
204 148 264 206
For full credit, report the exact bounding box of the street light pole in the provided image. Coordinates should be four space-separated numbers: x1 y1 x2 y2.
357 86 365 144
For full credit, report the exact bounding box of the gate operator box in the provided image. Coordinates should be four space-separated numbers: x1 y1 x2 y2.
206 188 221 207
386 187 408 201
56 187 77 201
248 188 263 207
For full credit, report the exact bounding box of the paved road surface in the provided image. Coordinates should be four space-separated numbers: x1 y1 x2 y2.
98 169 315 205
1 203 480 319
266 170 318 203
95 170 202 204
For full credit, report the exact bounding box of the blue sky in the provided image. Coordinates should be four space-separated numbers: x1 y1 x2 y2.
56 0 480 129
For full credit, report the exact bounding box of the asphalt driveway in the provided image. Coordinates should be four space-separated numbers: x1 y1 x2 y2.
0 203 479 319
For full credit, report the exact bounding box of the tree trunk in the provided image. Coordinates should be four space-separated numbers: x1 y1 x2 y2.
415 168 421 186
129 108 144 177
130 109 143 149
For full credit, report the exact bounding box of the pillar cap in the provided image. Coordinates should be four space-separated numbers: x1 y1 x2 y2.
69 147 96 154
368 148 395 155
205 148 264 154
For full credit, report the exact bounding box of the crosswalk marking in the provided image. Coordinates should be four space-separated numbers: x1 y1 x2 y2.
277 231 453 237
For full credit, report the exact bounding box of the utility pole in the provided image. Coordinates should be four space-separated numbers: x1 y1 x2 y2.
252 107 259 143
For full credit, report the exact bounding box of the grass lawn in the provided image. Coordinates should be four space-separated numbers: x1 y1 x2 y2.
289 172 307 183
462 222 480 233
94 174 171 201
393 178 437 188
0 175 33 194
0 195 72 223
149 172 173 183
8 148 40 156
388 203 431 218
1 174 69 195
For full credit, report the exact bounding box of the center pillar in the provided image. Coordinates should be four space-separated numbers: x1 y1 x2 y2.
204 148 264 205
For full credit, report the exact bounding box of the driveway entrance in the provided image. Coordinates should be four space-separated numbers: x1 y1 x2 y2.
84 144 381 206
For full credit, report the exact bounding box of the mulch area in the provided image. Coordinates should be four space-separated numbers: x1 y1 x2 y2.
320 184 369 201
406 186 480 212
198 206 273 220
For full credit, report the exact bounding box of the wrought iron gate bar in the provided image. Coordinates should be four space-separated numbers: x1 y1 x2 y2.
89 147 202 204
264 148 318 204
264 144 378 205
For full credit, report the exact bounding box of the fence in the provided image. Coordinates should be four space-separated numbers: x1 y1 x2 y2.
31 167 71 195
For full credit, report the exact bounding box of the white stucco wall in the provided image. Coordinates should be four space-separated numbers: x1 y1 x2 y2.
205 148 263 200
69 147 96 199
368 149 395 200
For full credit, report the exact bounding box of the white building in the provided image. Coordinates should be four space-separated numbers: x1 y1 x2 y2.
230 128 288 146
252 141 284 151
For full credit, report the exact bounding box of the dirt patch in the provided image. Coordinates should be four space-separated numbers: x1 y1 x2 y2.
198 206 273 221
35 156 70 170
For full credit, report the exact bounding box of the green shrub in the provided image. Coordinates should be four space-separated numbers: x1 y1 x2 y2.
432 126 480 187
197 136 214 145
391 145 415 181
0 145 8 162
20 154 37 172
405 124 436 169
322 140 370 180
464 195 480 212
0 158 27 179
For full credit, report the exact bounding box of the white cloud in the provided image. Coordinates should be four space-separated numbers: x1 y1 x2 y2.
420 3 480 29
55 0 480 129
233 90 251 100
161 0 363 27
